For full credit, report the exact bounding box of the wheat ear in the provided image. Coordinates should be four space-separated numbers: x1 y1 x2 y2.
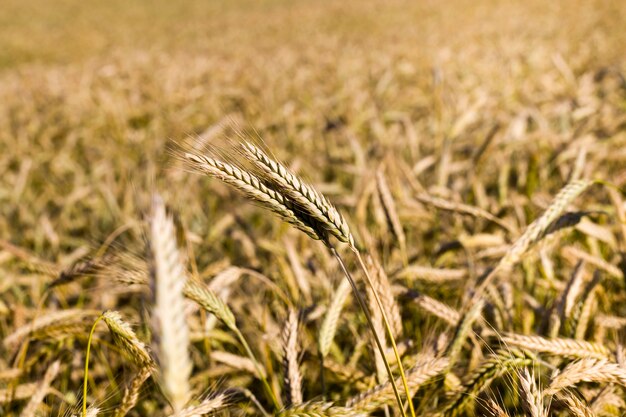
184 151 323 241
150 195 192 412
241 142 353 245
319 278 352 358
114 367 151 417
184 276 279 409
19 360 60 417
544 358 626 396
444 349 534 416
376 169 407 265
102 311 153 368
282 309 303 406
240 142 409 414
346 356 449 411
167 392 229 417
502 334 611 360
277 401 367 417
477 179 594 294
519 369 547 417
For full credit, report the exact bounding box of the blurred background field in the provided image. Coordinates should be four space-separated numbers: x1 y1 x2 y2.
1 0 626 416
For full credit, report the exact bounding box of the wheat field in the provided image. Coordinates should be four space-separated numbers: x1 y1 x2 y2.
1 0 626 416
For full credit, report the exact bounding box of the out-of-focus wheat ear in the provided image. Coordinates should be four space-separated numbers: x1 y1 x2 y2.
277 401 367 417
366 255 402 338
476 179 594 294
319 279 352 358
183 151 324 241
73 407 101 417
409 291 460 325
484 398 511 417
4 309 99 351
445 299 485 368
502 179 593 267
282 309 303 406
18 360 60 417
48 254 114 289
375 169 407 265
114 367 151 417
183 278 237 331
443 349 534 417
502 334 611 360
544 358 626 396
414 192 516 234
519 369 547 417
167 392 229 417
0 383 38 403
241 141 354 246
555 392 595 417
150 195 192 412
102 311 153 368
184 276 279 410
590 385 625 415
346 356 449 411
548 260 586 337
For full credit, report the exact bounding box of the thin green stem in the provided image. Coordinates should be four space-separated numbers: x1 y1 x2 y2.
233 328 280 411
330 247 407 417
83 314 104 417
353 249 417 417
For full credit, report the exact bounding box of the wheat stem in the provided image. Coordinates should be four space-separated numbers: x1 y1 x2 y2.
330 247 407 417
353 248 417 417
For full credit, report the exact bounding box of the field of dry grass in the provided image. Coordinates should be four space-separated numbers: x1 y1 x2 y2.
1 0 626 416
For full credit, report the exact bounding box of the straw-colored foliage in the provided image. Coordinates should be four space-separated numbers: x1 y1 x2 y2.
1 0 625 416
